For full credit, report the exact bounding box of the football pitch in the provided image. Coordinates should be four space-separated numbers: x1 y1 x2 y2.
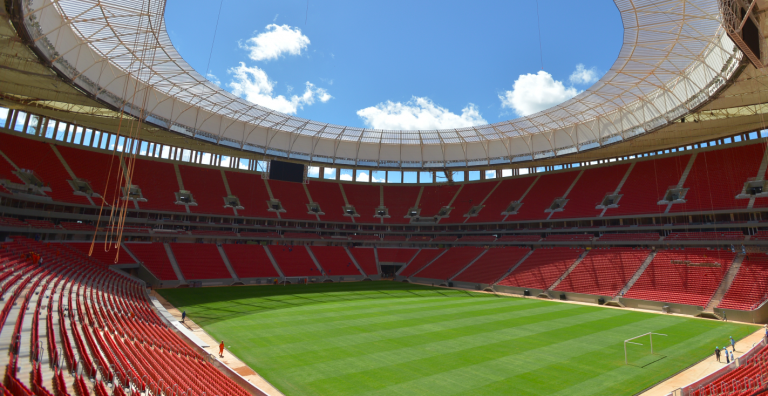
158 282 757 396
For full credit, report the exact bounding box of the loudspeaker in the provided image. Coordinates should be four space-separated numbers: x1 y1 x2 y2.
560 294 567 300
524 289 530 296
448 282 454 287
598 297 605 305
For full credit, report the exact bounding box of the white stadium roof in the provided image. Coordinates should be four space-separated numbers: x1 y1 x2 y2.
20 0 743 167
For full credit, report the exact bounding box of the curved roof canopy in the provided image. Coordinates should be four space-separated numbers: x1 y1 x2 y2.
21 0 740 168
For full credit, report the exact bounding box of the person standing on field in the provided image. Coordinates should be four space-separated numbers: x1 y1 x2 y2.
730 336 736 353
714 347 720 362
181 310 186 323
219 341 225 358
724 347 730 363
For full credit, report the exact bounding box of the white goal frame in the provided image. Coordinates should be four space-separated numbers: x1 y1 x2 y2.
624 332 667 365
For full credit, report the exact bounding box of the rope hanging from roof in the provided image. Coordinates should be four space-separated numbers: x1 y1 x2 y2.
88 0 165 263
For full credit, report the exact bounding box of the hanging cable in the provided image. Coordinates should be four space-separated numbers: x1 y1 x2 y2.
206 0 225 78
536 0 544 70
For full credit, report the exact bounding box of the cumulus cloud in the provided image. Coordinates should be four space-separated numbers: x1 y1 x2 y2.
206 73 221 87
228 63 331 114
569 64 599 85
499 70 580 117
339 173 353 181
241 24 310 61
357 97 487 130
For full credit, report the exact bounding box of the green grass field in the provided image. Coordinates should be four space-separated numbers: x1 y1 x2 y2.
158 282 757 396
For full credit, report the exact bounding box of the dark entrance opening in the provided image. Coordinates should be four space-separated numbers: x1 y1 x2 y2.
379 264 402 278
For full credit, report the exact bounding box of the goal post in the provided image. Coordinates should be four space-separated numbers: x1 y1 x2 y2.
625 332 667 365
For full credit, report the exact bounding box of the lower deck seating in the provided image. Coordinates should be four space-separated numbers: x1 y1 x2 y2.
413 246 485 280
268 245 321 277
497 247 584 290
65 242 136 265
689 342 768 396
221 244 279 278
170 243 232 280
555 248 650 296
624 248 736 306
377 248 419 265
453 247 530 284
124 243 177 280
718 254 768 310
399 249 445 277
0 236 251 396
310 246 361 276
348 247 378 276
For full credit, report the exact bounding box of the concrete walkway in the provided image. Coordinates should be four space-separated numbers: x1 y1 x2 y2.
640 328 766 396
151 291 285 396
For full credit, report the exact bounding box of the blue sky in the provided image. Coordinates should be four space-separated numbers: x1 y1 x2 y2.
166 0 622 130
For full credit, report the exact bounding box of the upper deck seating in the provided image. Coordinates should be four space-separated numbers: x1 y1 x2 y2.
344 184 381 224
306 181 349 222
670 144 765 213
443 182 497 224
471 177 537 223
419 185 461 218
513 171 580 221
550 164 630 219
268 180 315 221
131 158 184 212
178 164 233 215
382 185 420 224
124 243 177 281
604 154 691 216
224 170 277 218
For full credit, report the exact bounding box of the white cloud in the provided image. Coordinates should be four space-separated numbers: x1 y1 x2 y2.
228 63 331 114
357 97 487 130
206 73 221 87
569 64 599 85
499 70 580 117
371 173 385 183
339 173 353 181
241 24 310 62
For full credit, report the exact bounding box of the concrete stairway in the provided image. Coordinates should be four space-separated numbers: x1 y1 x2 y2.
449 250 488 282
546 250 588 294
607 250 657 307
699 254 745 319
164 242 187 285
493 249 535 286
217 245 241 283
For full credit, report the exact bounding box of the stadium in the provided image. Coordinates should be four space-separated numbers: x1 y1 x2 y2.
1 0 768 394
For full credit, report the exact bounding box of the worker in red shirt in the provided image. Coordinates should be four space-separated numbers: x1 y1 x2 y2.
219 341 225 358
